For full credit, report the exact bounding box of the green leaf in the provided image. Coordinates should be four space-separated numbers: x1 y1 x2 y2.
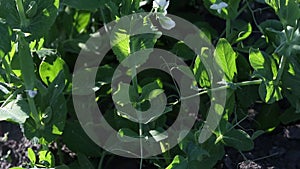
0 21 11 54
38 150 55 167
166 155 188 169
111 15 160 63
193 54 211 88
259 80 282 104
62 121 102 156
171 41 196 60
1 0 60 39
118 128 139 142
149 129 168 142
62 0 104 11
249 48 277 81
214 38 237 82
227 20 252 43
222 129 254 151
27 148 36 164
0 98 29 124
279 107 300 124
266 0 300 27
77 153 95 169
73 11 91 33
251 130 265 140
54 164 70 169
255 103 281 131
39 57 66 85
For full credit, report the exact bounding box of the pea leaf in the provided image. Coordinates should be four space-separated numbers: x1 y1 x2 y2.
27 148 36 164
249 48 277 81
0 98 30 124
0 21 11 54
222 129 254 151
166 155 188 169
0 0 59 39
39 57 66 85
38 150 55 167
259 80 282 104
214 38 237 82
266 0 300 27
62 0 104 11
110 15 160 63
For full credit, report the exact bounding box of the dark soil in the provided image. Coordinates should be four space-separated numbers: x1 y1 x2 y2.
1 121 300 169
221 124 300 169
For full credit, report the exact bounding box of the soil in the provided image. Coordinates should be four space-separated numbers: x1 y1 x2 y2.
1 121 300 169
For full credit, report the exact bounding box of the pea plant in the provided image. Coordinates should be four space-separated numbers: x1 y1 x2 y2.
0 0 299 168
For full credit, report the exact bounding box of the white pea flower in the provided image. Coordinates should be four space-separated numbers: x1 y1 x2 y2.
26 89 38 98
210 1 228 14
153 0 170 15
157 13 176 30
152 0 176 30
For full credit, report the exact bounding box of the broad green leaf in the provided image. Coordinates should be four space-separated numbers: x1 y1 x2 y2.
279 107 300 124
120 0 141 16
77 153 95 169
214 38 237 82
118 128 139 142
38 150 55 167
1 0 60 39
0 21 11 54
171 41 196 60
27 148 36 164
193 54 211 88
62 121 102 157
249 48 277 81
111 15 160 63
74 11 91 33
149 129 168 142
39 57 66 85
0 98 29 124
222 129 254 151
255 103 281 131
166 155 188 169
251 130 265 140
55 164 70 169
24 72 67 142
266 0 300 27
63 0 104 11
18 35 35 90
259 80 282 104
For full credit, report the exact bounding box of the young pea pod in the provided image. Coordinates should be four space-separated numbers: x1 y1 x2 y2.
26 1 38 18
18 34 36 90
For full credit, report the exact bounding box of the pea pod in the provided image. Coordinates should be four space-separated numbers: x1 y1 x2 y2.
26 1 38 18
18 34 35 90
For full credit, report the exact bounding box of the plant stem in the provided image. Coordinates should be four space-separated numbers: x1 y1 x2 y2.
15 0 30 28
274 55 287 86
181 79 262 100
27 96 41 128
98 151 107 169
225 18 230 38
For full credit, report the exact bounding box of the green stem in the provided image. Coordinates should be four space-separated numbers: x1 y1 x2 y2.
274 55 287 86
27 96 41 128
98 151 107 169
15 0 30 28
225 18 230 38
181 79 262 100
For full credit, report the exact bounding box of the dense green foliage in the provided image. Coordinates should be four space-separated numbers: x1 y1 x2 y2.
0 0 299 168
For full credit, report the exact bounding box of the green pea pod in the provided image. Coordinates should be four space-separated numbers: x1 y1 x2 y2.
18 34 35 90
26 1 37 18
